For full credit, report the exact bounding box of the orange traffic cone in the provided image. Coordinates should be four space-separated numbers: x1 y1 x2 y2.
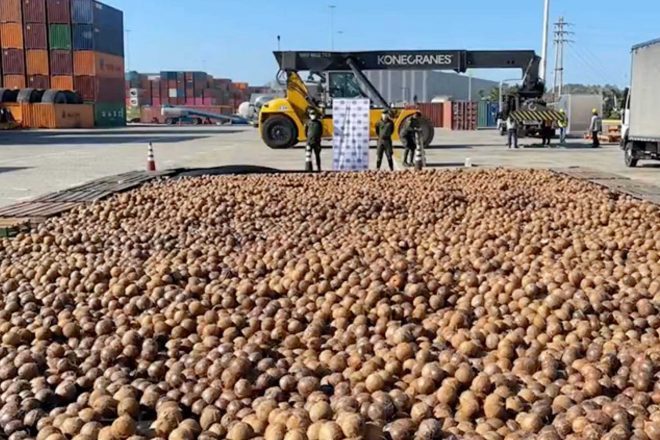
147 142 156 172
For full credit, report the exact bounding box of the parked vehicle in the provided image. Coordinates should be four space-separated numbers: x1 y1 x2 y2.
621 38 660 167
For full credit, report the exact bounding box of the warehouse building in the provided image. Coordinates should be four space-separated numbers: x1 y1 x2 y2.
364 70 499 103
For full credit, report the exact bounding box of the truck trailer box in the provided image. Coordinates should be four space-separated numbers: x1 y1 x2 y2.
629 39 660 140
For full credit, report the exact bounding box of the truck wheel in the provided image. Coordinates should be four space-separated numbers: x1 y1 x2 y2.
262 115 298 149
399 116 435 147
624 142 638 168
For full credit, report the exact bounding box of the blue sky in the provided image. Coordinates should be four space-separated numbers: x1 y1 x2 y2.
106 0 659 87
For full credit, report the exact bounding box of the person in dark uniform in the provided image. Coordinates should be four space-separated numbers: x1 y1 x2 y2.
375 110 395 171
305 109 323 171
402 111 422 166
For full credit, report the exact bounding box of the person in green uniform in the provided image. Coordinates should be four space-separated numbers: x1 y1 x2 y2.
305 109 323 172
401 111 422 166
375 110 395 171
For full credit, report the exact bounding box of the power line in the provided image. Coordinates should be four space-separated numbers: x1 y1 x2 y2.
553 17 574 98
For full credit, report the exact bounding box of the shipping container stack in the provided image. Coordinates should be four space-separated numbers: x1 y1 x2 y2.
71 0 125 126
0 0 125 127
126 71 250 123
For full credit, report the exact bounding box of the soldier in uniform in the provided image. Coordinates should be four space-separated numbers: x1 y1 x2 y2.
402 111 422 166
375 110 395 171
305 109 323 171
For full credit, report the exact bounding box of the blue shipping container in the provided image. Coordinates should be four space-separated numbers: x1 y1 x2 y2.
71 0 94 24
72 24 94 50
92 1 123 56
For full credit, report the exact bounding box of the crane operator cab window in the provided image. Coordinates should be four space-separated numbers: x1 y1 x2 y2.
328 72 366 100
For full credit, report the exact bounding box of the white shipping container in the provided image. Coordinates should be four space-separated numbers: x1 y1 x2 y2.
556 94 603 135
168 88 178 98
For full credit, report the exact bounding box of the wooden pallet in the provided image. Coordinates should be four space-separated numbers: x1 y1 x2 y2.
0 170 176 234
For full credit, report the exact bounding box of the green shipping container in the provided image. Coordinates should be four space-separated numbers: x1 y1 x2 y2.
95 103 126 127
49 24 72 50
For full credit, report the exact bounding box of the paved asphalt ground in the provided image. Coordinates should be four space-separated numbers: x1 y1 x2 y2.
0 125 658 207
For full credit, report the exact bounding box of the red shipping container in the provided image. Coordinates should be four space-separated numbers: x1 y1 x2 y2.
0 0 22 23
185 98 195 105
443 101 453 130
50 50 72 75
417 102 444 128
24 23 47 49
46 0 70 23
194 97 203 105
451 101 477 130
73 75 94 100
3 74 25 88
2 49 25 74
96 77 125 103
23 0 46 22
202 97 213 106
27 74 49 88
152 98 161 107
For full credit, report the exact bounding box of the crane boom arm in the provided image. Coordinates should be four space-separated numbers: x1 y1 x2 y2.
275 50 543 97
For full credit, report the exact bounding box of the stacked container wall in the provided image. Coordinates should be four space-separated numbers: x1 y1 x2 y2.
24 23 47 48
0 0 22 23
94 102 125 126
4 75 25 88
71 0 93 23
1 23 24 48
72 23 93 49
26 49 49 74
27 74 49 88
92 1 123 56
46 0 70 23
50 49 71 74
49 23 71 49
51 75 72 89
23 0 46 22
2 49 25 74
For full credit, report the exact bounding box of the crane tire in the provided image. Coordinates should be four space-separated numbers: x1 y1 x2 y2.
262 115 298 149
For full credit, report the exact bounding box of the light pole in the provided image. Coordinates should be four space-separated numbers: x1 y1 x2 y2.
329 5 336 50
540 0 550 82
336 30 344 50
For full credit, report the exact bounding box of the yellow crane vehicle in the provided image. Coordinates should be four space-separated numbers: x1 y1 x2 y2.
259 50 552 148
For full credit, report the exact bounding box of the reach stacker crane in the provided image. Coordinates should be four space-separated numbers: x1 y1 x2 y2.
259 49 562 149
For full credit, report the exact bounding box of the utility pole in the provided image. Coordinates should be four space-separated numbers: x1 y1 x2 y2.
540 0 550 82
553 17 573 98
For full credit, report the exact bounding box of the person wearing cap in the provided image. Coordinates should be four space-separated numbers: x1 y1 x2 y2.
589 108 602 148
558 109 568 144
375 110 395 171
401 111 422 166
305 109 323 171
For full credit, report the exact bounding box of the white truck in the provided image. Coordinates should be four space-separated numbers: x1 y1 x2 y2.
621 38 660 167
